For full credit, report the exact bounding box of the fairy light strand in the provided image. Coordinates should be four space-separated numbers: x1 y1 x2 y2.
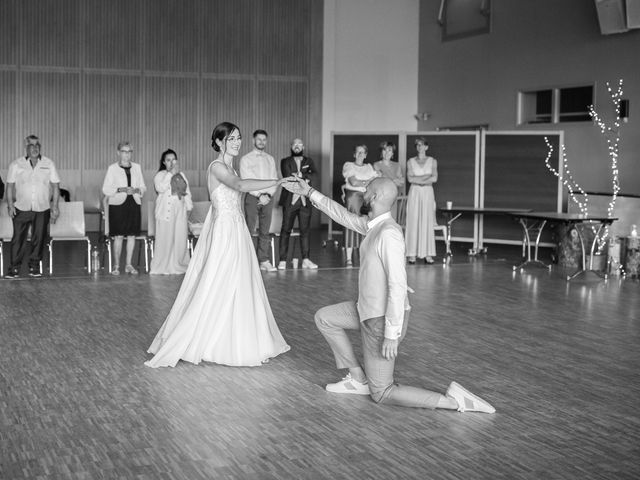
543 79 625 258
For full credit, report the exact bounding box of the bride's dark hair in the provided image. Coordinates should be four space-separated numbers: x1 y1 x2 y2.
211 122 241 152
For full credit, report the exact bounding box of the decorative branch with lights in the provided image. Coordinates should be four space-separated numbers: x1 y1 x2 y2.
543 137 589 216
588 79 622 228
543 79 625 256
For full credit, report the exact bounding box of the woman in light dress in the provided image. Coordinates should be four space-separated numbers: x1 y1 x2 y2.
149 149 192 275
373 141 404 220
341 144 379 267
145 122 291 368
405 137 438 264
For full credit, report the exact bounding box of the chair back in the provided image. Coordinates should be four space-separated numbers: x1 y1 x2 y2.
140 197 149 235
269 205 284 234
396 195 408 229
102 196 110 236
75 185 102 213
0 201 13 240
50 201 86 238
147 201 156 237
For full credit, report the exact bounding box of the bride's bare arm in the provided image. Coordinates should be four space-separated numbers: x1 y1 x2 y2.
210 162 289 192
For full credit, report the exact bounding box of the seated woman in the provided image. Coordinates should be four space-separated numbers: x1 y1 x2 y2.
373 141 404 219
102 141 147 275
405 137 438 264
150 149 193 275
342 144 379 266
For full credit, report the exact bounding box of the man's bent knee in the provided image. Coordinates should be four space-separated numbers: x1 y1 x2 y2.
369 384 393 404
314 307 330 330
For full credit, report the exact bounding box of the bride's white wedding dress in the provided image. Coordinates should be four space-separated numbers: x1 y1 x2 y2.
145 160 290 368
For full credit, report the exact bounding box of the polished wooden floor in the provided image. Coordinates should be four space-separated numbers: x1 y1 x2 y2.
1 233 639 479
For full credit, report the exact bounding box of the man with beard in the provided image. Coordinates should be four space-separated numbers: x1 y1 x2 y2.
278 138 318 270
281 176 496 413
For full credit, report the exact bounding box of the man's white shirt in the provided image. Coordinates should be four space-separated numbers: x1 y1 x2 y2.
239 149 278 197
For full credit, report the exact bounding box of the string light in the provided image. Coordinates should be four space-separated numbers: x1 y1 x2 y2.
543 79 625 257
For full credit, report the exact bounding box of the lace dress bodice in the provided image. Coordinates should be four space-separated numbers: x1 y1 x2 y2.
208 161 244 223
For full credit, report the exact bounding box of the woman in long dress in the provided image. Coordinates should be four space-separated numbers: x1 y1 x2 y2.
405 137 438 264
149 149 192 275
145 122 291 368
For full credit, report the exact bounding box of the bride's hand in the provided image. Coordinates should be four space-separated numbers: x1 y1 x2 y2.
277 176 297 186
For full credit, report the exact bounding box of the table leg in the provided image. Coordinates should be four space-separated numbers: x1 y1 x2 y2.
513 218 552 271
566 222 608 281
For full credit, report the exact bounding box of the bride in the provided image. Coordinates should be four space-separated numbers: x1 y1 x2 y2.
145 122 291 368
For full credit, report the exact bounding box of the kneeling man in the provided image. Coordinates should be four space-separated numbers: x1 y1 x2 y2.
282 176 495 413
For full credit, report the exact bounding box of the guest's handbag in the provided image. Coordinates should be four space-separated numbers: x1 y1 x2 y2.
170 173 188 199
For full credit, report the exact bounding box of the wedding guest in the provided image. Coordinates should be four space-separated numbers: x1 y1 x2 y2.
5 135 61 278
102 141 146 275
374 141 405 220
342 144 378 267
405 137 438 264
149 149 192 275
240 130 279 272
373 141 404 193
278 138 318 270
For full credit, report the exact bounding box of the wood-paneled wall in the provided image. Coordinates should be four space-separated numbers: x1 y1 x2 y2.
0 0 323 193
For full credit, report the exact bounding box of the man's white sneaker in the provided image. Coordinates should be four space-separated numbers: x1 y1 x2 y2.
260 261 277 272
277 261 287 270
325 373 370 395
302 258 318 269
446 381 495 413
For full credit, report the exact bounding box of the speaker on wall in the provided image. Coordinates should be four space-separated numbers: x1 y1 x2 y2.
627 0 640 28
594 0 628 34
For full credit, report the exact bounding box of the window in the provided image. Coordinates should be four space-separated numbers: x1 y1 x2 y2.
518 85 594 125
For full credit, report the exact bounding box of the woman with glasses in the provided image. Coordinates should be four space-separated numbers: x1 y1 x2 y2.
102 141 146 275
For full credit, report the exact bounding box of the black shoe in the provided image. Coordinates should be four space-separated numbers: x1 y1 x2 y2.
6 269 19 279
29 267 42 278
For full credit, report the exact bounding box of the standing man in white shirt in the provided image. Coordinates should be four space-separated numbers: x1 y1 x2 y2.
240 129 279 272
5 135 61 278
281 176 495 414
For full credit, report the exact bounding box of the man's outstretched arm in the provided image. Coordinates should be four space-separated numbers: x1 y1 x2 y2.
282 178 368 235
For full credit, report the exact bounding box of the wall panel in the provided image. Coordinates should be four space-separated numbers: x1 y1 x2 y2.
21 0 81 68
84 0 141 70
256 80 309 160
259 0 311 77
0 72 16 167
21 72 80 170
144 0 200 73
144 76 199 171
0 0 17 66
83 74 141 170
202 79 254 167
200 0 255 74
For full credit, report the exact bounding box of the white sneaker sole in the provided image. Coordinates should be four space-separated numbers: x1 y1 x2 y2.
325 384 370 395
